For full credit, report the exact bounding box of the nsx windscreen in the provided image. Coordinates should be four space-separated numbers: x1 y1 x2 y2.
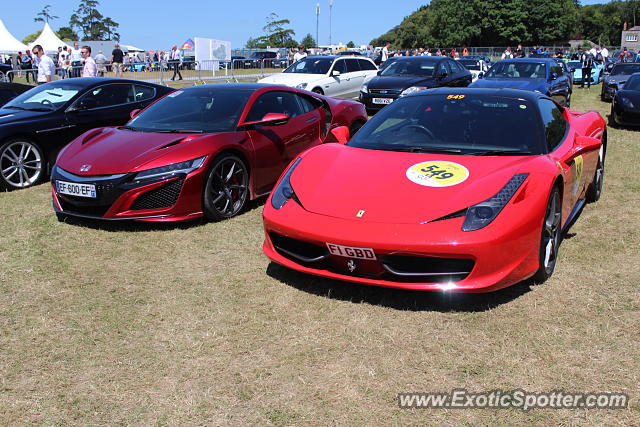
484 62 548 79
379 59 437 77
4 80 85 111
127 87 254 133
283 57 333 74
347 94 542 155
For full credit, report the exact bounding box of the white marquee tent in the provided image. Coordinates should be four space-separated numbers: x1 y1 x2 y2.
0 19 28 53
29 22 71 53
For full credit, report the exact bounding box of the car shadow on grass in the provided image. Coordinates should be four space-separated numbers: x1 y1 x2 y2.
56 196 268 232
266 262 534 313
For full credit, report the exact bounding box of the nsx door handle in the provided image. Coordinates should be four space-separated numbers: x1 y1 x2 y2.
306 117 318 123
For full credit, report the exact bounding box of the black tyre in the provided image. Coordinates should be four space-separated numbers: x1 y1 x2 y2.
0 138 45 190
349 121 364 137
608 107 618 128
533 187 562 283
565 92 571 108
312 87 324 95
202 154 249 221
586 143 605 203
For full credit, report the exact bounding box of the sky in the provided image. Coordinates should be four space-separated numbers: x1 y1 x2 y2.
1 0 609 50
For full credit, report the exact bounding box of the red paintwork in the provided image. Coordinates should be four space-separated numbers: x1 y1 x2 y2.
53 85 367 221
262 107 606 292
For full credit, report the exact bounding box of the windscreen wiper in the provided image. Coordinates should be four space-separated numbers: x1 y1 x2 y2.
408 147 462 154
467 149 533 156
154 129 204 133
120 125 140 132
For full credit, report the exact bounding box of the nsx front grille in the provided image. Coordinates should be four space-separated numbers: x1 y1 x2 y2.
269 232 474 283
130 179 184 211
58 200 111 217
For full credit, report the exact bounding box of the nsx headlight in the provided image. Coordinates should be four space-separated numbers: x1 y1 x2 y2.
134 156 206 181
271 158 302 209
361 83 369 93
620 96 635 109
400 86 428 97
462 173 528 232
296 83 308 90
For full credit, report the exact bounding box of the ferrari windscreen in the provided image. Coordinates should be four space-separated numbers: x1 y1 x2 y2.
348 94 541 155
128 87 254 133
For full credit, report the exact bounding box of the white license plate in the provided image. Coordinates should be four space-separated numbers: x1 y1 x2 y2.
56 180 96 198
326 243 376 260
373 98 393 105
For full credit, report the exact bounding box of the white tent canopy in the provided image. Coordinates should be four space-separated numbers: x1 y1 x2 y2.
0 19 28 53
29 22 71 53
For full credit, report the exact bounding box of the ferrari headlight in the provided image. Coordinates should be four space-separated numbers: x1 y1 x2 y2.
296 82 308 90
361 83 369 93
462 173 528 232
400 86 428 97
620 96 635 109
134 156 206 181
271 157 302 209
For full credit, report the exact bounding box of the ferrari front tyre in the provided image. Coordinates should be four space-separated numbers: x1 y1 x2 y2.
202 154 249 221
586 144 605 203
0 138 45 190
533 187 562 283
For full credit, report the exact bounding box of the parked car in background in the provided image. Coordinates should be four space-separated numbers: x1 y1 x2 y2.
221 56 246 70
337 51 363 56
610 72 640 127
258 56 378 99
244 51 279 68
0 82 32 106
457 58 489 81
470 58 572 107
0 78 173 190
0 63 14 82
462 55 493 67
51 84 367 222
566 60 604 85
360 56 472 114
601 62 640 101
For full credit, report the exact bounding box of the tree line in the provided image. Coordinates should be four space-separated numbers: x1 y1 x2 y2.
370 0 640 48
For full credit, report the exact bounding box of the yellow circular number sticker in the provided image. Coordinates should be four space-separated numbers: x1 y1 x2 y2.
406 161 470 187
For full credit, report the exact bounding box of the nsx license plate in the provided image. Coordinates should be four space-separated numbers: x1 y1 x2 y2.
56 180 96 198
372 98 393 105
326 243 376 260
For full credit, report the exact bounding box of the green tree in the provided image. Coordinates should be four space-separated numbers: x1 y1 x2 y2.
22 31 42 45
34 5 59 24
246 13 297 48
301 33 317 48
57 27 79 42
69 0 120 41
346 41 355 48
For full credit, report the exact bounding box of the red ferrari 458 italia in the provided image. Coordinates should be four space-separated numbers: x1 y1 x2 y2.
263 88 606 292
51 84 367 221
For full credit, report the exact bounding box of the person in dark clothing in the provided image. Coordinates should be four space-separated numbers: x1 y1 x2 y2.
20 50 35 83
111 43 124 77
580 49 594 89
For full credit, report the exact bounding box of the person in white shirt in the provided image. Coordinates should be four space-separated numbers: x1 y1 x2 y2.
81 45 97 77
501 47 513 60
32 44 55 84
601 46 609 59
381 41 391 62
293 45 307 62
58 46 69 78
170 45 183 80
70 41 83 77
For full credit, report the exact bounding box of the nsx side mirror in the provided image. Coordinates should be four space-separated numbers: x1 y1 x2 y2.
130 109 141 119
330 126 350 144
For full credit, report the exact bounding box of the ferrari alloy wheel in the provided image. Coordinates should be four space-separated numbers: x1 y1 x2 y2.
533 187 562 283
587 144 605 203
203 154 249 220
0 139 44 190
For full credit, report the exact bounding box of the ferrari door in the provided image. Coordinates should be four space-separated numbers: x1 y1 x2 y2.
244 90 321 195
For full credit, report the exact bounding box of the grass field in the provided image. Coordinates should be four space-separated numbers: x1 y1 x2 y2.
0 86 638 425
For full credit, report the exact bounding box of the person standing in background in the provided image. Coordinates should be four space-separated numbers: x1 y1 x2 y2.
95 50 107 76
32 45 55 85
21 50 34 83
70 41 83 77
170 45 183 81
58 46 69 78
111 43 124 77
293 45 307 62
381 41 391 62
81 45 97 77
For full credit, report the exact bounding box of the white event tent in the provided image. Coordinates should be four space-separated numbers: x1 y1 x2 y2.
0 19 28 53
29 22 71 53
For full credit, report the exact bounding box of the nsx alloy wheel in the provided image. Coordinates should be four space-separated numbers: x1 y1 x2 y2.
203 154 249 220
533 187 562 283
587 144 605 203
0 139 44 190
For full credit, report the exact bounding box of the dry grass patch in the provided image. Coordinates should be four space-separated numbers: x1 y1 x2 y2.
0 87 638 425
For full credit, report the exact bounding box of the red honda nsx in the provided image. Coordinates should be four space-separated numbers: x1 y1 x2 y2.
51 84 367 221
262 88 606 292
